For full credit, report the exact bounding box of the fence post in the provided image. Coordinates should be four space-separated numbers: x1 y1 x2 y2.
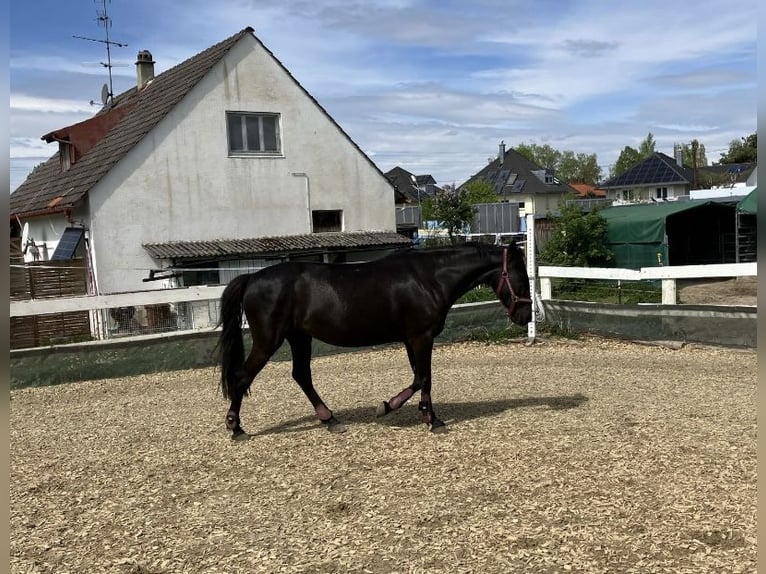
662 279 677 305
526 213 536 343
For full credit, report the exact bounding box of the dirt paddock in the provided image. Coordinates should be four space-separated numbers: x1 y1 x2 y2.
10 337 756 574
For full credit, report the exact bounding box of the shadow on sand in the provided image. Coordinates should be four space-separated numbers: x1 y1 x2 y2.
249 393 589 437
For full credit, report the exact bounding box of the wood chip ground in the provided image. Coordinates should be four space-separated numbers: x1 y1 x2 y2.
10 337 756 573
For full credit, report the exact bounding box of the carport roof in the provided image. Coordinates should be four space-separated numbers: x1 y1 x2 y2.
143 231 413 260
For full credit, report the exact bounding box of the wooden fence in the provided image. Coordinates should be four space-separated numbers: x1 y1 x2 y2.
10 243 91 348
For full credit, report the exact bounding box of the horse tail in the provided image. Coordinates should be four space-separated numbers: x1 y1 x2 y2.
216 273 251 400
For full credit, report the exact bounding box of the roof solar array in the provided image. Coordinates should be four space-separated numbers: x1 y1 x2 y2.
606 154 690 188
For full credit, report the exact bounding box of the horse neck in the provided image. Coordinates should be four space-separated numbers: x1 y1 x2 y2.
432 246 502 302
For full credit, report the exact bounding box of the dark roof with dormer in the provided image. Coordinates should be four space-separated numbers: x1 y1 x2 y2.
461 148 578 198
384 166 440 204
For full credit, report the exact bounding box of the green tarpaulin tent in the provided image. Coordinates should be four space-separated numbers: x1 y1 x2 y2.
737 187 757 214
600 199 731 269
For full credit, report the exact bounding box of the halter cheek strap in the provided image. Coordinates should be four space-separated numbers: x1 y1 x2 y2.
495 247 532 317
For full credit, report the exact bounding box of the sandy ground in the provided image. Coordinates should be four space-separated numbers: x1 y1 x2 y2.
678 276 757 306
10 337 756 574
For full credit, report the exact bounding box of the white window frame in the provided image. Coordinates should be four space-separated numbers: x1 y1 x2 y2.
226 112 282 156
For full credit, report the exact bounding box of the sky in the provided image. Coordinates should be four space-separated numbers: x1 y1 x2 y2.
9 0 758 192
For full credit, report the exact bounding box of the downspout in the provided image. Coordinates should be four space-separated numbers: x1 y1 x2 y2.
291 172 313 232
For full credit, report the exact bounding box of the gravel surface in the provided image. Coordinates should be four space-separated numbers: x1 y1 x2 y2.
10 337 756 574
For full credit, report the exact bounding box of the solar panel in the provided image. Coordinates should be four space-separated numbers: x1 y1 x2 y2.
494 169 511 194
50 227 85 260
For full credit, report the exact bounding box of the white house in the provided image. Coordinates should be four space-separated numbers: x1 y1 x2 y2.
10 27 409 295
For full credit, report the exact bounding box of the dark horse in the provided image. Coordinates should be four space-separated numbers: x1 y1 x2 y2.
217 241 532 440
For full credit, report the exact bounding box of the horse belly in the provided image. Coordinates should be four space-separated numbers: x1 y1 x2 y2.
304 307 403 348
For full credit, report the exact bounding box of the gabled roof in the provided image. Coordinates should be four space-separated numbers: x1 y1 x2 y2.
384 166 440 203
10 27 393 219
143 231 412 260
461 148 578 197
601 152 695 189
11 28 252 218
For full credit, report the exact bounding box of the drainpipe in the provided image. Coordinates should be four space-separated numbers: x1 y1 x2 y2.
291 172 312 232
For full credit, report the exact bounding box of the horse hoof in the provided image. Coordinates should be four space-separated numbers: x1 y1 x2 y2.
321 416 347 434
231 430 251 441
327 421 347 434
430 420 448 434
376 401 392 417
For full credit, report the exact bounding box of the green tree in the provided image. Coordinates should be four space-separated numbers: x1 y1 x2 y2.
539 202 613 267
677 139 708 168
463 179 497 204
516 143 601 184
638 132 656 158
429 188 474 241
719 133 757 164
611 146 642 178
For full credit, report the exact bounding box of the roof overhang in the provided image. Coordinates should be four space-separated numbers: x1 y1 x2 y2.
143 231 413 260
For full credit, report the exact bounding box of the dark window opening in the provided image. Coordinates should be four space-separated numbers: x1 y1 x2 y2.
312 210 342 232
181 263 220 286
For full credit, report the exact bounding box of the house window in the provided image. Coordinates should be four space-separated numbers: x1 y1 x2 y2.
226 112 281 155
181 263 220 286
656 187 668 199
59 141 73 171
312 210 342 232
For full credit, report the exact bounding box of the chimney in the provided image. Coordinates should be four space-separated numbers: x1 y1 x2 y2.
673 143 684 167
135 50 155 89
498 140 506 162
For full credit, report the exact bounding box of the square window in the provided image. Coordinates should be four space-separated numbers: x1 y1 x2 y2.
227 112 281 155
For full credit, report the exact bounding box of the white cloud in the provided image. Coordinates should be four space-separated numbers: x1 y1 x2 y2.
11 94 97 115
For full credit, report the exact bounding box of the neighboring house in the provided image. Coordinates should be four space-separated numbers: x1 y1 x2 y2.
601 152 758 204
384 166 441 237
696 162 757 189
460 142 579 219
10 27 410 295
384 166 440 205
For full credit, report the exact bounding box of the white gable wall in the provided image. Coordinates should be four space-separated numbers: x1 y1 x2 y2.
87 34 395 293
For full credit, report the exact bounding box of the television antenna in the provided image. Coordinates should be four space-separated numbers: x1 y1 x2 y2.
73 0 127 106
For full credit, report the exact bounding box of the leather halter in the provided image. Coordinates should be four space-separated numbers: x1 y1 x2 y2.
495 246 532 317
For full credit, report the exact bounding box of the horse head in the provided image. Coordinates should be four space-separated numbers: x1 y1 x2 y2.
494 240 532 326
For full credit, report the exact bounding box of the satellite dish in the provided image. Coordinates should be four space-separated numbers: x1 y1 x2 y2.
21 222 29 249
101 83 110 105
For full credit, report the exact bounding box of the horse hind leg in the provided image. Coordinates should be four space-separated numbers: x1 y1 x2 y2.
287 332 346 433
226 347 272 441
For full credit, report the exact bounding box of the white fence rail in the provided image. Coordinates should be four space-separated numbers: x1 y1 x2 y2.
10 285 226 317
538 262 757 305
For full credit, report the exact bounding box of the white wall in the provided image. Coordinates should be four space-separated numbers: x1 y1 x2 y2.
87 34 396 293
20 214 71 262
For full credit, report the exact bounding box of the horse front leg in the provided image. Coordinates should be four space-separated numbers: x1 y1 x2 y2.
376 342 421 417
379 337 446 433
413 336 446 433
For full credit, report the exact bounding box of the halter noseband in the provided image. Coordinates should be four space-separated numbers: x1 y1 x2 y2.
495 246 532 317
